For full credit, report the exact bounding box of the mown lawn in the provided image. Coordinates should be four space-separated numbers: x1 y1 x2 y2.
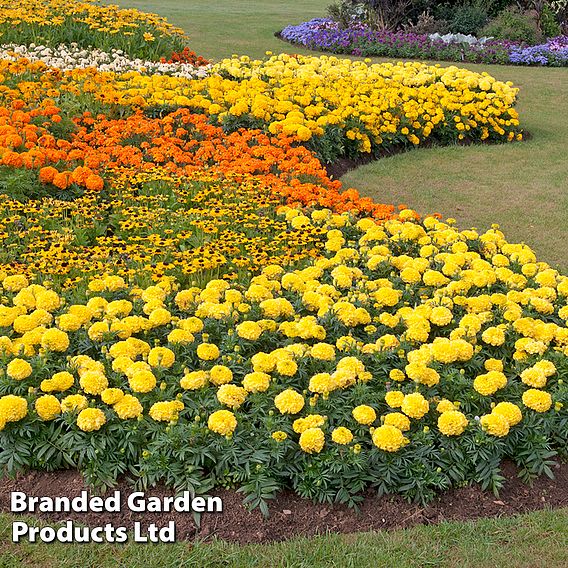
1 509 567 567
104 0 330 60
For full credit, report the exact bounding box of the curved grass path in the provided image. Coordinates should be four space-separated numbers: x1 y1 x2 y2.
109 1 568 270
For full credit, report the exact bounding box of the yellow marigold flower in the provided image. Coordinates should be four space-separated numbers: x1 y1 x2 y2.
400 267 421 284
401 393 429 419
149 400 184 422
208 409 237 436
35 395 61 421
88 321 110 341
492 402 522 426
405 363 440 387
57 313 82 332
520 367 547 388
481 326 506 346
473 371 507 396
217 384 247 409
167 329 194 344
251 352 275 373
522 389 552 413
308 372 339 395
438 410 468 436
208 365 232 386
385 390 405 408
480 413 510 437
112 356 134 374
2 275 28 292
147 347 175 368
148 308 172 327
331 426 353 445
383 412 411 431
533 360 556 377
484 358 504 372
293 414 326 433
101 388 125 405
61 394 88 413
274 389 305 414
372 424 409 452
272 430 288 442
41 371 74 393
179 371 209 390
178 317 204 333
40 328 69 352
310 343 335 361
352 404 377 425
276 358 298 376
196 343 220 361
0 394 28 423
299 427 325 454
236 320 263 341
389 369 406 382
6 358 33 381
77 408 106 432
429 306 453 326
242 371 271 393
114 395 143 419
79 370 108 395
436 399 456 413
129 370 157 393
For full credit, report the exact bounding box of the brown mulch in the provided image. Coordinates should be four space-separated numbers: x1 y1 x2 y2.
0 459 567 544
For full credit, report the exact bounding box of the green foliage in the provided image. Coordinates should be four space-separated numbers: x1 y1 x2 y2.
540 4 562 37
449 3 490 35
482 7 541 43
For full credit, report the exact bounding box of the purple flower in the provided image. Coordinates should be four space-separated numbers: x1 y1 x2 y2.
279 19 568 67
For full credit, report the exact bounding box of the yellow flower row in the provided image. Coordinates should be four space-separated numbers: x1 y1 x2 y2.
1 209 565 457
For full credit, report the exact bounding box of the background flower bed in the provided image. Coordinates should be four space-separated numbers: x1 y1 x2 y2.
0 52 522 170
279 18 568 66
0 0 187 60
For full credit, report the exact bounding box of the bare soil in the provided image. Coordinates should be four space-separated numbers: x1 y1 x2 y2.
0 459 566 544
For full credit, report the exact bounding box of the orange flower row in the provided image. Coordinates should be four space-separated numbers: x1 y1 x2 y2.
0 99 399 220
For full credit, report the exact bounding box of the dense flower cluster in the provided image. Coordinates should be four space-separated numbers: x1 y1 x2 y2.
280 19 568 68
0 49 522 166
0 0 186 60
0 44 210 78
0 211 566 504
509 36 568 66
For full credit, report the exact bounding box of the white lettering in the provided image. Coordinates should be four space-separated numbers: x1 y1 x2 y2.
127 492 146 512
12 521 28 542
192 496 206 512
10 492 28 513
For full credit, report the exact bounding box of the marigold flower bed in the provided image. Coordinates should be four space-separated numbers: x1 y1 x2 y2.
0 0 565 514
0 212 567 508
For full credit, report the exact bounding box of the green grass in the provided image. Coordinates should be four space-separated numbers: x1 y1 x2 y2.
103 0 330 60
1 509 567 567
